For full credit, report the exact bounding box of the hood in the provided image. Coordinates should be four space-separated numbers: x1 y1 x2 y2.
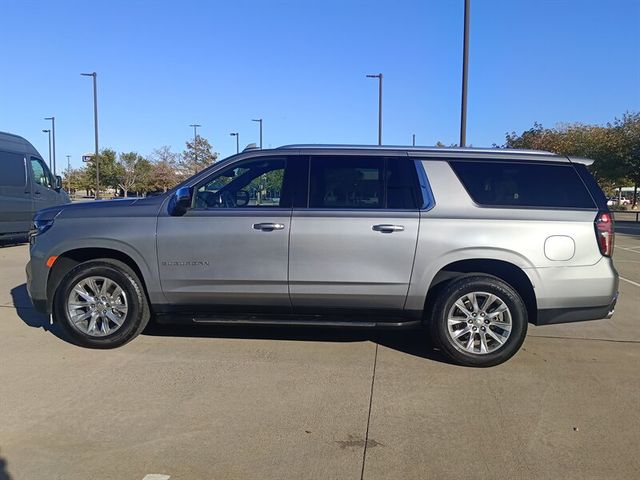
34 196 166 222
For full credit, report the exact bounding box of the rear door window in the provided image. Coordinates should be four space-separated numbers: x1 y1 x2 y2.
308 156 421 210
450 161 596 209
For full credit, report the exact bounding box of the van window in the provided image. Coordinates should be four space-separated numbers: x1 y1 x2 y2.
450 161 596 209
30 157 53 189
0 151 26 187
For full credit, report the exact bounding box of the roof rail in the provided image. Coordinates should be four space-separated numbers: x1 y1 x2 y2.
276 144 556 156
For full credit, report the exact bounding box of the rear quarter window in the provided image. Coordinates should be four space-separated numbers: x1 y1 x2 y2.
0 151 26 187
450 160 596 209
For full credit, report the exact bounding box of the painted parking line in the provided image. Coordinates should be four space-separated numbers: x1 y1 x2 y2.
142 475 171 480
620 276 640 288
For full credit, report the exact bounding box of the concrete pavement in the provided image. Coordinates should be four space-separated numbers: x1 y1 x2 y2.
0 233 639 480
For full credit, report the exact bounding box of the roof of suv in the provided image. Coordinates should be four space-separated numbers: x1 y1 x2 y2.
275 144 592 165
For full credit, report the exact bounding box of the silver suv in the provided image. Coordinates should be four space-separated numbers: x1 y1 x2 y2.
26 145 619 367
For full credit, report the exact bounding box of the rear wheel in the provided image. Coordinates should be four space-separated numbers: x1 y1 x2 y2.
430 275 528 367
53 259 150 348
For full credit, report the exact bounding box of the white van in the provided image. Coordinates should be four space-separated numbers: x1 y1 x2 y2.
0 131 70 241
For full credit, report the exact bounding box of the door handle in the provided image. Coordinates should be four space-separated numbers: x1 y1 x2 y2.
253 222 285 231
372 224 404 233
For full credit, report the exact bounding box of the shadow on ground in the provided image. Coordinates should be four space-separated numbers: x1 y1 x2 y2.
11 282 452 364
0 449 12 480
143 321 454 364
10 284 66 342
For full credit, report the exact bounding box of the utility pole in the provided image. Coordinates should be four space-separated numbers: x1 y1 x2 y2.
252 118 263 148
44 117 56 175
81 72 100 198
366 73 383 145
460 0 470 147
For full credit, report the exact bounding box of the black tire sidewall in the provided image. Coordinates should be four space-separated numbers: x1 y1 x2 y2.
53 261 147 348
431 275 528 367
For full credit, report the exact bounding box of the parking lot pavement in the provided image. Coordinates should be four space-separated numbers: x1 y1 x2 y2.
1 235 639 480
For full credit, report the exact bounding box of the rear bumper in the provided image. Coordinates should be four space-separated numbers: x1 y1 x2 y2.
535 292 618 325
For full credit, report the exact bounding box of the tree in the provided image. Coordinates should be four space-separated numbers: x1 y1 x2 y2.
502 116 639 201
611 113 640 206
149 146 182 192
180 135 218 175
82 148 119 196
115 152 143 197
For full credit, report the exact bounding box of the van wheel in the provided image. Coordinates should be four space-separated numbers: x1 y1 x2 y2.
53 259 150 348
430 275 527 367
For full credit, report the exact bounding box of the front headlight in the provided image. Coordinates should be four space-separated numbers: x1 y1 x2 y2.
31 218 55 236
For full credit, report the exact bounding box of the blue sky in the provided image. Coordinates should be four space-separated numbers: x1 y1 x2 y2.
0 0 638 170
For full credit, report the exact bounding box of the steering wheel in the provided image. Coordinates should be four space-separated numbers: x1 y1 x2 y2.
195 189 237 208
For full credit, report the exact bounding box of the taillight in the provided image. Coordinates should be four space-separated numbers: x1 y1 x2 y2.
595 211 614 257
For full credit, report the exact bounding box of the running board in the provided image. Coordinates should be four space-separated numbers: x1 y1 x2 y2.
190 315 421 329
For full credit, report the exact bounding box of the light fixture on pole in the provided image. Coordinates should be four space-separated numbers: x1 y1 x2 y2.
252 119 263 149
81 72 100 199
366 73 383 145
44 116 56 175
230 132 239 154
42 129 52 169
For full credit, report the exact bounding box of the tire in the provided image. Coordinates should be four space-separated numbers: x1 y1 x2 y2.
429 275 528 367
53 258 150 348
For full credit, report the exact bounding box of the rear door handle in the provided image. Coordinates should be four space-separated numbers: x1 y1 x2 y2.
372 224 404 233
253 222 285 231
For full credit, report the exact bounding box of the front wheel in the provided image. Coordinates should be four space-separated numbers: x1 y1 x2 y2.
53 259 150 348
429 275 528 367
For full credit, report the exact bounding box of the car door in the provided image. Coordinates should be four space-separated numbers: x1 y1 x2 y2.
0 151 31 235
156 155 301 310
29 156 60 213
289 155 422 312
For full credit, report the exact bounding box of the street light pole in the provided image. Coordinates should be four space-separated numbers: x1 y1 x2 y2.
42 129 52 169
189 124 201 166
66 155 71 191
252 118 263 149
44 117 56 175
366 73 383 145
81 72 100 198
460 0 470 147
412 134 416 147
230 133 239 153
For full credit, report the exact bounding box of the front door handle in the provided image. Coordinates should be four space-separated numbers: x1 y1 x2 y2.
253 222 285 231
372 224 404 233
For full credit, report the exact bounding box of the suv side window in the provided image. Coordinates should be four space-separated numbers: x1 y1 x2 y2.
309 156 383 209
194 157 287 209
30 157 53 189
308 156 421 210
450 160 596 209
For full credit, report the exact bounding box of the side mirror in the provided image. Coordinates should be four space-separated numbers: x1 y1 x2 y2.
168 187 192 216
54 175 62 191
